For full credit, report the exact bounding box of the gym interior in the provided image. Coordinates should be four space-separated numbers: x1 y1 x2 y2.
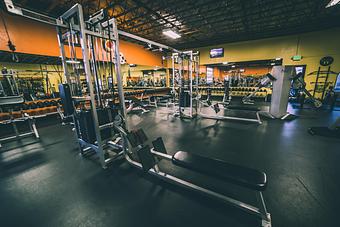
0 1 340 227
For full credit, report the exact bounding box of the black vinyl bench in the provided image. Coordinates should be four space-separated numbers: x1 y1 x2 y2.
172 151 267 191
152 137 267 191
227 105 261 112
128 133 271 226
200 102 263 124
308 127 340 139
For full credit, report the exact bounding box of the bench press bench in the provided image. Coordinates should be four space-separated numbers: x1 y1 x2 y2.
199 101 263 124
123 129 271 226
172 151 267 191
125 96 150 114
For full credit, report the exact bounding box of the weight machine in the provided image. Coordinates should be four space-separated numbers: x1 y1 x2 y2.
55 5 128 169
0 68 19 97
172 51 200 119
198 66 298 123
291 72 323 109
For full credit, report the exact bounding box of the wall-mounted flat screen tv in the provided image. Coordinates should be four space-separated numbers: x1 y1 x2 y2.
210 48 224 58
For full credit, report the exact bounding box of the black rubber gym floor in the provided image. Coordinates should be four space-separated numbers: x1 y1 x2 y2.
0 107 339 227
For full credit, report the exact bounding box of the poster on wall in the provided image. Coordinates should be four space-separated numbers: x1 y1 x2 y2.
334 73 340 92
295 66 305 75
206 67 214 85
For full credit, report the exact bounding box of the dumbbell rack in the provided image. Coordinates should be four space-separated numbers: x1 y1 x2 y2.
0 96 40 148
198 86 271 100
0 98 60 121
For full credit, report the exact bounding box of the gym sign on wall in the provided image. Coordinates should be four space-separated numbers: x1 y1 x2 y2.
103 40 127 65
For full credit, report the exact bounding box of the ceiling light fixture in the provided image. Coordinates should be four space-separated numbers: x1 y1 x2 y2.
326 0 340 8
66 60 81 64
163 29 181 39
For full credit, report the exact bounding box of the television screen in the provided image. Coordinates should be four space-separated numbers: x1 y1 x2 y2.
334 73 340 92
210 48 224 58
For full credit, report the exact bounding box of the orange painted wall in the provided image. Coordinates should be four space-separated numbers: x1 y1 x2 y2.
0 10 162 66
120 40 162 67
0 10 60 56
242 67 272 76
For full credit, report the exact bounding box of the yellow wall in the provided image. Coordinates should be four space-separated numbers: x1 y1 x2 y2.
198 28 340 98
121 65 166 86
0 62 63 92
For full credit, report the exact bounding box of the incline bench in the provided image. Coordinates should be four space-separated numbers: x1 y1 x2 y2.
125 130 271 227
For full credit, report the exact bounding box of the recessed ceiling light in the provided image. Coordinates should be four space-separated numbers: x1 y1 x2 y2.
163 29 181 39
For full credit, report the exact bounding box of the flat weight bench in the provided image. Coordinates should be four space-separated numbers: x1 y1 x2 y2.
227 105 261 112
126 131 272 226
172 151 267 191
199 102 263 124
126 97 150 114
171 151 270 226
308 126 340 139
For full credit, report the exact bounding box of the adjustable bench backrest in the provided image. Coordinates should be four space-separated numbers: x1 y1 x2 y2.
0 96 24 107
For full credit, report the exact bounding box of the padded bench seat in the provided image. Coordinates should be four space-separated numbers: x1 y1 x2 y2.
0 96 24 106
172 151 267 191
227 105 260 111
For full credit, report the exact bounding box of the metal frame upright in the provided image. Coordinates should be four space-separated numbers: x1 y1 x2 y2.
172 51 199 119
55 5 127 168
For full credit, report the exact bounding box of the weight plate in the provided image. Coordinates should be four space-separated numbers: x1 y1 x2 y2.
320 56 334 66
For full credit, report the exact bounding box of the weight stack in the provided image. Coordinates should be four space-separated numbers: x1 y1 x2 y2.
78 108 118 144
59 84 74 116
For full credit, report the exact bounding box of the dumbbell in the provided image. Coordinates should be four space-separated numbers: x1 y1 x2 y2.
0 112 10 121
51 100 58 106
22 103 29 110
